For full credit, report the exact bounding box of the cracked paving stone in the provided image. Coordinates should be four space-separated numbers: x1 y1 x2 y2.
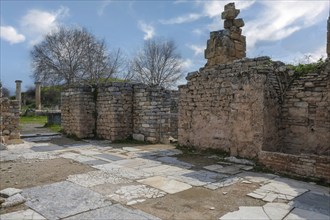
170 170 228 186
138 176 192 194
204 177 241 190
111 158 162 169
59 152 95 163
155 156 194 169
94 164 153 180
108 184 166 205
142 164 192 176
0 209 46 220
22 181 111 220
247 180 308 202
67 170 132 188
64 204 160 220
284 208 330 220
204 164 242 175
220 206 270 220
31 145 64 152
93 153 125 161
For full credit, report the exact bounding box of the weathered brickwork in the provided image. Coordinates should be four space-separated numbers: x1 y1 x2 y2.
280 61 330 155
61 86 95 138
133 85 178 143
179 57 287 159
0 98 20 143
205 3 246 67
97 83 133 141
61 83 178 143
259 151 330 183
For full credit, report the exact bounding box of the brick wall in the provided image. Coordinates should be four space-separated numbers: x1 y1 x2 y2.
0 98 20 143
259 151 330 183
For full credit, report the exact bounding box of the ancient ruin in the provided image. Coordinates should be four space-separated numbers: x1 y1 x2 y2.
61 83 178 143
328 16 330 57
204 3 246 67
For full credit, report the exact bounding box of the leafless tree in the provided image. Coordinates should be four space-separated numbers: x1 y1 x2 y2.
130 39 183 88
31 26 123 87
0 82 10 98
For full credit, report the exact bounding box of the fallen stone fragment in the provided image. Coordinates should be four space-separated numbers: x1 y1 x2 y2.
1 193 26 208
224 156 255 166
0 188 23 198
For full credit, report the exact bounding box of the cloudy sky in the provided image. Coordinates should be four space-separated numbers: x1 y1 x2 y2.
1 0 329 93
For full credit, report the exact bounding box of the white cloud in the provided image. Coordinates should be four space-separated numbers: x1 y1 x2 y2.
98 0 111 16
20 6 69 45
180 58 193 71
0 26 25 44
187 44 205 55
138 21 155 40
160 13 202 25
245 1 328 49
203 0 255 18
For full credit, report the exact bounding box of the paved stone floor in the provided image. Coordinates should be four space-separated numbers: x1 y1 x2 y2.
0 137 329 219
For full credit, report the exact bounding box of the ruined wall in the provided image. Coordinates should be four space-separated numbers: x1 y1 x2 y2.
97 83 133 141
133 85 178 143
61 86 95 138
205 3 246 67
61 83 178 143
327 17 330 58
280 61 330 155
0 98 20 143
179 57 285 159
259 151 330 183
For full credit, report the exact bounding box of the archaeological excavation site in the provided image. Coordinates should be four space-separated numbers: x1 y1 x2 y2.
0 2 329 220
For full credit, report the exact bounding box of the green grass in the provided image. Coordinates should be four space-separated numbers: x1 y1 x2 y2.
20 116 47 125
45 124 62 133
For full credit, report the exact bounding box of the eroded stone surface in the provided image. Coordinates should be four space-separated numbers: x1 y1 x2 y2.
67 170 132 188
0 188 22 198
204 177 241 190
1 193 26 208
94 164 153 180
0 209 46 220
284 208 330 220
138 176 192 194
142 164 192 176
108 184 166 205
22 181 111 219
247 180 308 202
290 192 330 216
170 170 227 186
156 156 193 169
65 204 160 220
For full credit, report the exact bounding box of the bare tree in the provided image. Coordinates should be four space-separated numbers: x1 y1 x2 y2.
0 82 10 98
31 26 123 86
130 39 183 88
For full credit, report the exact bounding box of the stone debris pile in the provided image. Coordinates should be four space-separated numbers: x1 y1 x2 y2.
205 2 246 66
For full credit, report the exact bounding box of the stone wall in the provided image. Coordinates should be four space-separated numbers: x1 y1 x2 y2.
133 85 178 143
0 98 20 143
61 83 178 143
205 3 246 67
179 57 287 159
280 61 330 155
259 151 330 183
61 86 95 138
97 83 133 141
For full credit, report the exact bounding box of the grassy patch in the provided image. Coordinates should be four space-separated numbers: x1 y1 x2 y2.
20 116 47 125
45 124 62 133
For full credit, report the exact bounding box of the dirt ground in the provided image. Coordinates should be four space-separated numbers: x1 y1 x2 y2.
0 158 95 190
133 182 265 220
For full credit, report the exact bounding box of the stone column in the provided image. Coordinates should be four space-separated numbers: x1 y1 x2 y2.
35 82 41 110
327 16 330 58
15 80 22 110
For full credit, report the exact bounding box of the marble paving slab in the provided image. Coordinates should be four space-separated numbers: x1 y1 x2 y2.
138 176 192 194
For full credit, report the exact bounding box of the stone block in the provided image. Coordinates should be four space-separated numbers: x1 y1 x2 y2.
133 134 144 141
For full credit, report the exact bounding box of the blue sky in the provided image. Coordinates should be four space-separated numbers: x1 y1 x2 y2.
1 0 329 93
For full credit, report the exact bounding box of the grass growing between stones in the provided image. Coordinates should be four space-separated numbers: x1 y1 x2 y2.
20 115 47 124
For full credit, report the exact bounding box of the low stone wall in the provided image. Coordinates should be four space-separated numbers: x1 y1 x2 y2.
0 98 20 143
61 83 178 143
259 151 330 183
61 86 95 138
